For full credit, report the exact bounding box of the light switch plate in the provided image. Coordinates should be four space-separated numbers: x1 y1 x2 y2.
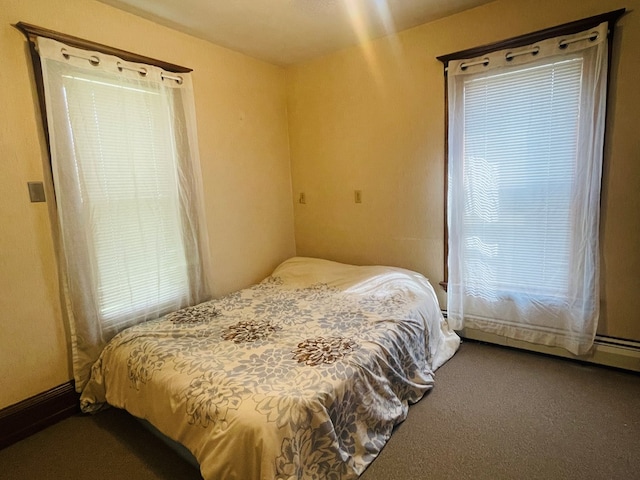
27 182 46 203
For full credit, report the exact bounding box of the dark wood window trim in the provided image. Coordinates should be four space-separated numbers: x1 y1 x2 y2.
435 8 626 292
14 22 192 73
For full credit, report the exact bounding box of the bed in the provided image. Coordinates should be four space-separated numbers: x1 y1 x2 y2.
80 257 460 479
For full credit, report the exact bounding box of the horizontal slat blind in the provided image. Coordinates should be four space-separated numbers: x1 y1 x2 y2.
61 71 189 327
461 58 583 297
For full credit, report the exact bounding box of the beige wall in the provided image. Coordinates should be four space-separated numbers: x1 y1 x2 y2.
2 0 638 410
0 0 295 409
287 0 640 340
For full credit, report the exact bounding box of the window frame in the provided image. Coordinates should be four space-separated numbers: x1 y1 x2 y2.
15 23 211 388
436 8 625 292
16 23 198 322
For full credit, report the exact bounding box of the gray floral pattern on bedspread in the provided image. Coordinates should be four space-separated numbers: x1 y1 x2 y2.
80 275 437 480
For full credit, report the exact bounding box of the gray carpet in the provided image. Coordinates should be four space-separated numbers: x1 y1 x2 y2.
1 341 639 479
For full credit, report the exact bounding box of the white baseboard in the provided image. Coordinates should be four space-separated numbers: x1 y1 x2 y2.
458 327 640 373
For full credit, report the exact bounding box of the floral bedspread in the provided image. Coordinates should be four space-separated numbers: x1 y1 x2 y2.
80 257 459 479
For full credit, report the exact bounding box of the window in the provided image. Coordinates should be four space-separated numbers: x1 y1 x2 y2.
58 67 191 324
22 28 212 389
460 58 582 299
438 10 624 355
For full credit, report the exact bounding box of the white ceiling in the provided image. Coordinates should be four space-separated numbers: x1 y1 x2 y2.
98 0 494 66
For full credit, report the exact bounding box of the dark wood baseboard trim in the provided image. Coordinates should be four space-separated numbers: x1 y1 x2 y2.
0 381 80 450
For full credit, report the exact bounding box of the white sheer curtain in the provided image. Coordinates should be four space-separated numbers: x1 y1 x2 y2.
38 37 212 389
446 22 609 355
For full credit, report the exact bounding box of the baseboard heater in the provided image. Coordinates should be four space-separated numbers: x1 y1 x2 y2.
458 327 640 373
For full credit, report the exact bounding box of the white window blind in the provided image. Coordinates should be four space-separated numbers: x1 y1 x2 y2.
62 73 189 325
446 22 610 355
461 58 582 299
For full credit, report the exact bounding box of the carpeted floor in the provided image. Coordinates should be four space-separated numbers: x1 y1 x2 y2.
1 340 639 479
